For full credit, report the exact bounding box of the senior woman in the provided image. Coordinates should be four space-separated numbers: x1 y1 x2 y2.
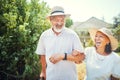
84 28 120 80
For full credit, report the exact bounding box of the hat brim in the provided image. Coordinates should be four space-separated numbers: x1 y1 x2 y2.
89 28 118 50
47 13 70 17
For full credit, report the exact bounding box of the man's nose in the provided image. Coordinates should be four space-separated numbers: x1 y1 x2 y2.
57 22 62 25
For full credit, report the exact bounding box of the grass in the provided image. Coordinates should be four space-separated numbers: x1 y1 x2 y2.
118 52 120 56
76 62 86 80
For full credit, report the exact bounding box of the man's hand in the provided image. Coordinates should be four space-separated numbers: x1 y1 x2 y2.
49 54 64 64
40 69 46 80
40 55 46 80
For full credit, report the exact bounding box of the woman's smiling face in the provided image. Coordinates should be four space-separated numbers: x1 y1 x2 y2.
95 31 110 49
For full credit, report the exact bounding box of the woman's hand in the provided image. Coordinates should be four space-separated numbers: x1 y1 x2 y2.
72 50 85 64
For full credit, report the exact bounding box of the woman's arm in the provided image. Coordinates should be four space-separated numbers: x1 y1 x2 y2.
111 75 120 80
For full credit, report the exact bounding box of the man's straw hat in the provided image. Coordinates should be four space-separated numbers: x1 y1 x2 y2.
48 6 70 17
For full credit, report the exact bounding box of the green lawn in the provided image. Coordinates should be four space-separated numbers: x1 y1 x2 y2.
118 52 120 56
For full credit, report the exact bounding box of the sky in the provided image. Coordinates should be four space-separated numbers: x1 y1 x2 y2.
43 0 120 23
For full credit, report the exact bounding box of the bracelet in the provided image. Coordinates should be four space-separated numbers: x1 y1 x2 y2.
63 53 67 60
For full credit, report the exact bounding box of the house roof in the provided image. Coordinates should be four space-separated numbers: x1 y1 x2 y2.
71 17 112 31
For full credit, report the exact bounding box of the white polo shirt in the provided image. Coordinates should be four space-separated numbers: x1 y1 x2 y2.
36 27 84 80
84 47 120 80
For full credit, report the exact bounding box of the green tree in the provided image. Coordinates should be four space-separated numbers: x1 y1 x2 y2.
113 14 120 28
113 14 120 52
65 18 73 28
0 0 50 80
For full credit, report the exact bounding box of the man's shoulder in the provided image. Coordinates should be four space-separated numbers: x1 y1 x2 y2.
64 27 77 35
39 28 52 39
41 28 51 36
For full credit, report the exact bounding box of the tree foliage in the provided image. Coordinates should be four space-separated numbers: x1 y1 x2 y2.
113 14 120 52
0 0 50 80
113 14 120 28
65 18 73 28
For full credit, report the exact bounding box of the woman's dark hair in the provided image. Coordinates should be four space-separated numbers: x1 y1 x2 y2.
104 43 112 54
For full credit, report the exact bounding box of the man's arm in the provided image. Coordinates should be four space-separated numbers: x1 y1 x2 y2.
66 50 85 63
39 55 46 80
49 50 85 64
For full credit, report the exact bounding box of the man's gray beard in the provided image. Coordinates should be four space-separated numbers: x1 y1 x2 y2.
53 26 64 33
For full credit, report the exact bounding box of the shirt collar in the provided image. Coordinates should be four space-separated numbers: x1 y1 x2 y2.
50 27 66 36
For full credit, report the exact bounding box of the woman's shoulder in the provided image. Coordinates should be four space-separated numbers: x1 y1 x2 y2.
111 52 120 57
84 47 96 55
111 52 120 61
85 46 95 51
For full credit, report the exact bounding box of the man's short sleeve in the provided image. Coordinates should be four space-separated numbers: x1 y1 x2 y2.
35 34 45 55
72 32 84 53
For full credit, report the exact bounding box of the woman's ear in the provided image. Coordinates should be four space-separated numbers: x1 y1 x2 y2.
106 42 110 45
